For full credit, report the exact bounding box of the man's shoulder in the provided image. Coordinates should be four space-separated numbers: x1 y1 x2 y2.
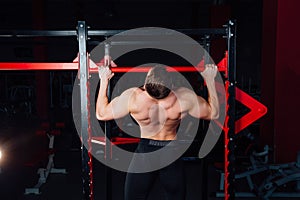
173 87 196 103
174 87 193 94
124 87 142 93
124 87 146 99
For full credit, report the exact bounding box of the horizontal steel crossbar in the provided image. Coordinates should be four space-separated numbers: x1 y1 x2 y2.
0 28 226 38
0 63 227 73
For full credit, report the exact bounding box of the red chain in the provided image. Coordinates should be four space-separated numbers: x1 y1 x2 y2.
87 73 94 200
224 80 230 200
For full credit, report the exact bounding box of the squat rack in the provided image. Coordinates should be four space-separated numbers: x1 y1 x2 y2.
0 20 243 200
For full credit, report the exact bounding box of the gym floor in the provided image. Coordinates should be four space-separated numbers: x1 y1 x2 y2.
0 109 293 200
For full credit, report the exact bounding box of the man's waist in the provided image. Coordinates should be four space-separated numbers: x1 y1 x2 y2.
139 138 177 147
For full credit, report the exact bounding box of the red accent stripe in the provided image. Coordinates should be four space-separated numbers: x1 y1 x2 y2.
0 63 227 72
224 80 230 200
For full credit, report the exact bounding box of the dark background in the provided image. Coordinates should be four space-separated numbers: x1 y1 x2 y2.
0 0 300 199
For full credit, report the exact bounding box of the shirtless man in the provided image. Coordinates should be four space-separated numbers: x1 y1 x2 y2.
96 63 219 200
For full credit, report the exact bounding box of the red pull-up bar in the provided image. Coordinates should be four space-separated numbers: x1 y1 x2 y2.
0 62 227 73
0 62 77 71
0 51 228 73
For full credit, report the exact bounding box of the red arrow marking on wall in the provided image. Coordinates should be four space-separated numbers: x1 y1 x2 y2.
235 87 268 134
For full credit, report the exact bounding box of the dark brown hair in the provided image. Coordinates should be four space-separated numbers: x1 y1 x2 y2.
144 65 172 99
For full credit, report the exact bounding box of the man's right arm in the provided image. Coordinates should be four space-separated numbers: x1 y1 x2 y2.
185 64 219 120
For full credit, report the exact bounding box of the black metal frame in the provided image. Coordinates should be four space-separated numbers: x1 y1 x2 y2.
226 19 237 200
0 29 226 38
76 20 236 200
0 20 236 200
77 21 94 200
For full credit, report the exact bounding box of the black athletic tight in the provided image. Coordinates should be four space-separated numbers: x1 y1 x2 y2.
124 138 186 200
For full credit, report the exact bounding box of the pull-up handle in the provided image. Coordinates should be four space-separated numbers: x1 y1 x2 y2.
104 42 111 67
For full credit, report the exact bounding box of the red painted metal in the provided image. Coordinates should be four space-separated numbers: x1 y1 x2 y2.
235 87 268 134
217 51 228 78
0 51 229 74
0 62 78 70
0 51 228 71
223 81 230 200
0 63 227 73
105 66 209 73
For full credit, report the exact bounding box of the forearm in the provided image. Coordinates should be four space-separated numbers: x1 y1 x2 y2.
205 78 219 119
96 79 110 120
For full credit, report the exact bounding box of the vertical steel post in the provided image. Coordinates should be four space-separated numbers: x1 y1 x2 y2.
104 41 112 200
202 34 211 200
225 19 237 200
78 21 94 200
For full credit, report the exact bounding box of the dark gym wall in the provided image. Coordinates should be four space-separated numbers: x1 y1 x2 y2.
33 0 49 120
261 0 300 163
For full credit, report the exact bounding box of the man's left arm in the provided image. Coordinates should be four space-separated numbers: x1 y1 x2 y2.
200 64 219 119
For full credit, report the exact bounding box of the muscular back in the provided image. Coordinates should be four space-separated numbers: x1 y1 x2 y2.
129 87 190 140
96 65 218 141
